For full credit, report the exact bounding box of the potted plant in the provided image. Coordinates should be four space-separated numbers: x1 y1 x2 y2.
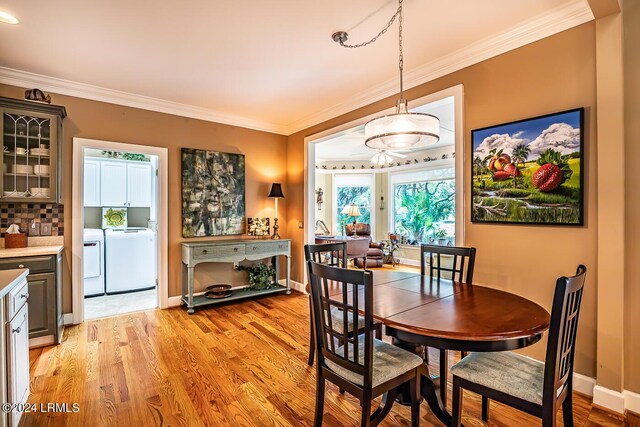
235 263 277 290
435 229 448 245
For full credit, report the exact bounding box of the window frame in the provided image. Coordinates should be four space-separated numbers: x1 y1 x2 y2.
332 173 375 238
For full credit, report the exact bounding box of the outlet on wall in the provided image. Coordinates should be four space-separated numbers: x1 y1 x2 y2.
29 221 40 236
40 223 52 236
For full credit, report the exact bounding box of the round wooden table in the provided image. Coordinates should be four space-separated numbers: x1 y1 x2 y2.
365 272 551 425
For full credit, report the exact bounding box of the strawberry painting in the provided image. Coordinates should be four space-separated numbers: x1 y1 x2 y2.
471 109 583 225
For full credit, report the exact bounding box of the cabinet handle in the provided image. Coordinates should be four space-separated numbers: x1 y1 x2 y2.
20 293 28 300
18 264 25 268
12 327 20 334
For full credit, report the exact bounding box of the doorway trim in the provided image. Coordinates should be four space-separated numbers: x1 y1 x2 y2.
303 85 465 282
71 137 169 324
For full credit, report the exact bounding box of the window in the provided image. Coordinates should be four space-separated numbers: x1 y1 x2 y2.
391 167 455 244
334 174 373 234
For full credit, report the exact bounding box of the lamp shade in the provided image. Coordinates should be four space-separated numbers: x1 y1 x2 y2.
341 204 361 217
364 101 440 150
268 183 284 198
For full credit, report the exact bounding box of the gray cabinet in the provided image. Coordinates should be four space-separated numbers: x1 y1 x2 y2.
0 252 62 346
0 97 66 202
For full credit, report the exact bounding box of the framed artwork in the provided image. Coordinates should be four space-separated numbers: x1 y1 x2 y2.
181 148 245 237
471 108 584 225
102 208 127 228
247 218 270 237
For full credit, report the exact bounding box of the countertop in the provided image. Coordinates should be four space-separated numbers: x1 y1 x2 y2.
0 245 64 259
0 269 29 299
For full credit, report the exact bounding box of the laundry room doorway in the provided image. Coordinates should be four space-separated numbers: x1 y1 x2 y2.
71 138 168 323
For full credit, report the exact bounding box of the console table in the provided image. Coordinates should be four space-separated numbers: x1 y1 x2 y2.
181 239 291 314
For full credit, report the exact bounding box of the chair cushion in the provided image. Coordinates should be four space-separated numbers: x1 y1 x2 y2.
325 337 423 387
450 352 544 405
329 306 365 334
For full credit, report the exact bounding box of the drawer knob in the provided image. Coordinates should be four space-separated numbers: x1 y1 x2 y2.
234 248 238 252
20 293 29 300
202 250 208 254
18 264 25 268
253 246 257 250
12 327 21 334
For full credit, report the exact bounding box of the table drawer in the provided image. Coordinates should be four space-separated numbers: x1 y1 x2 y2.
193 244 245 259
6 279 28 320
246 242 289 255
0 256 55 273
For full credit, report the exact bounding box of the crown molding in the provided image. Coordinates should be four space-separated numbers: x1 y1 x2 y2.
0 0 593 137
0 67 288 135
284 0 594 134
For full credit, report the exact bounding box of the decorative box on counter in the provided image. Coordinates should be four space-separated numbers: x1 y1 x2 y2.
4 232 28 248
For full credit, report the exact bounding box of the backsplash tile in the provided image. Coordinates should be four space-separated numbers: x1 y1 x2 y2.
0 203 64 236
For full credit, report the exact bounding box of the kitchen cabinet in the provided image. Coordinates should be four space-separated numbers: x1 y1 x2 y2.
0 252 63 347
83 159 101 207
0 97 66 202
93 158 152 207
0 270 30 427
99 161 127 206
126 163 152 207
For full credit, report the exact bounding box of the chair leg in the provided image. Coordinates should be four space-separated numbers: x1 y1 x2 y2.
451 376 463 427
460 351 467 359
482 396 489 421
374 322 382 340
308 298 315 366
439 349 448 408
409 376 421 427
562 391 574 427
314 375 325 427
361 399 372 427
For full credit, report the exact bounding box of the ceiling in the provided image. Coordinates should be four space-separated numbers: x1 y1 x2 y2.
0 0 593 134
316 96 454 162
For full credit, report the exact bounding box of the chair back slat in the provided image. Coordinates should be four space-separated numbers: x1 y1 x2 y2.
543 265 587 405
306 259 374 385
304 242 347 267
421 244 476 284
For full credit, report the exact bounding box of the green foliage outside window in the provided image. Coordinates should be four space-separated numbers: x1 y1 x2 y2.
393 180 455 243
336 186 371 227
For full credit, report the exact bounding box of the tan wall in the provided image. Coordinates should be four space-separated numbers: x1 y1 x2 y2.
623 0 640 394
287 23 598 376
0 83 288 313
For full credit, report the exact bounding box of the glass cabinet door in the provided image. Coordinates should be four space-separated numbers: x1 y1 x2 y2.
1 109 58 202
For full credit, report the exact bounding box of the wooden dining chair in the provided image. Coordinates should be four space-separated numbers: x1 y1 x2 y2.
420 244 476 283
307 260 425 426
304 243 382 366
450 265 587 427
419 244 477 406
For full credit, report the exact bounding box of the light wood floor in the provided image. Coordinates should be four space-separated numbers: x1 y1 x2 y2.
24 293 629 426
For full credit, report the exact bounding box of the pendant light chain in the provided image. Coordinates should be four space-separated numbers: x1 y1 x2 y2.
336 0 402 49
398 0 404 102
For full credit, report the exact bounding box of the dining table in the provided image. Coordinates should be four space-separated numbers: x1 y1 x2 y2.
328 269 551 426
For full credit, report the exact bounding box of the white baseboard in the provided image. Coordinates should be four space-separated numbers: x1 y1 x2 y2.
594 385 625 414
397 257 420 267
280 278 305 294
573 372 596 397
62 313 74 325
624 389 640 415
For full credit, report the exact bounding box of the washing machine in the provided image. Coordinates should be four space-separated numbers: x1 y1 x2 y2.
83 228 105 297
104 227 156 294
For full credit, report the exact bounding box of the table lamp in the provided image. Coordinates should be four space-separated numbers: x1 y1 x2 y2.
268 183 284 239
341 204 361 236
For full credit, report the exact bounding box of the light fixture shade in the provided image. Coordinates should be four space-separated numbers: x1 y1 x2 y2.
268 183 284 198
341 204 361 217
365 101 440 150
371 151 392 166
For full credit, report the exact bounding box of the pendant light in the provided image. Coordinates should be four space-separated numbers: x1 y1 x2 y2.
333 0 440 150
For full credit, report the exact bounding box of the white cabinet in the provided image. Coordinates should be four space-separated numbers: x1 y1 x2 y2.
94 159 153 207
83 159 101 207
99 161 128 206
7 304 28 427
126 163 152 207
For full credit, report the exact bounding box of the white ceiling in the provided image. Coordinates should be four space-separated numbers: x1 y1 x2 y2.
0 0 592 134
316 96 455 161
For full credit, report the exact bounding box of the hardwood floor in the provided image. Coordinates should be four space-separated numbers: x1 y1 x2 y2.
23 293 627 426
